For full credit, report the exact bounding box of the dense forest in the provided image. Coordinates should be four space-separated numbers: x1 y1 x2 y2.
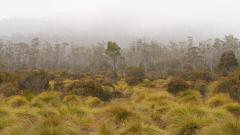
0 35 239 135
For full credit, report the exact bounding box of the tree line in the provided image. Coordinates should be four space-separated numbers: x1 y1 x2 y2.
0 35 239 74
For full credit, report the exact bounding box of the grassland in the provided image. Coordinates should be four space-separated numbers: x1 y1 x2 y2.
0 71 239 135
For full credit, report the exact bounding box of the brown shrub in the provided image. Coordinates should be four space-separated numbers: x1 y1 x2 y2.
214 70 240 101
18 70 54 91
125 66 145 85
166 77 189 94
0 83 20 96
181 70 214 82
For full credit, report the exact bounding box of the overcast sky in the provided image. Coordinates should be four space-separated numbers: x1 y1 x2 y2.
0 0 240 43
0 0 239 23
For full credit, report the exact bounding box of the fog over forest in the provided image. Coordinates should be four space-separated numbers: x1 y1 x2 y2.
0 0 240 45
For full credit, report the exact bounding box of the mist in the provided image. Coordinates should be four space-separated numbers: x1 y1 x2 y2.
0 0 240 45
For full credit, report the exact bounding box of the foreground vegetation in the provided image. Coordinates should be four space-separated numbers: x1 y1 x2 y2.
0 36 239 134
0 68 239 135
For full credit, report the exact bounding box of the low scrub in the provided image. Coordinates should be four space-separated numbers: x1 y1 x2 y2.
166 77 189 94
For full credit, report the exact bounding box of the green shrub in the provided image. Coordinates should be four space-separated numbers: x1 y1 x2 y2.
166 77 189 94
8 96 28 107
218 50 238 74
125 66 145 85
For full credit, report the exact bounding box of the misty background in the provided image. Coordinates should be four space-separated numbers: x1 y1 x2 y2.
0 0 240 45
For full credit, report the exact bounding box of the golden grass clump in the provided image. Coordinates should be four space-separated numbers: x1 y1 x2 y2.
7 96 28 107
164 105 209 135
223 102 240 116
36 118 77 135
177 90 202 104
207 93 233 107
63 94 81 105
121 121 165 135
31 91 62 107
59 105 86 117
96 122 116 135
114 80 129 91
200 118 240 135
85 96 103 107
144 91 174 107
107 104 137 126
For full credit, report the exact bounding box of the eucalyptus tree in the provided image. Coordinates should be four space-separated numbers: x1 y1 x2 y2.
105 41 121 81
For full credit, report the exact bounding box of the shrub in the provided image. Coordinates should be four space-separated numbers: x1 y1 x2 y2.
218 50 238 74
8 96 28 107
18 70 54 91
181 70 214 82
0 83 20 96
166 77 189 94
71 78 112 101
0 72 19 85
214 71 240 101
85 97 103 107
194 80 207 97
125 66 145 85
